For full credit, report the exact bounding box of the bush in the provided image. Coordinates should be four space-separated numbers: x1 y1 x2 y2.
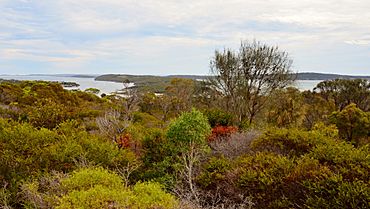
203 109 234 127
236 152 294 207
197 157 231 188
132 182 178 209
167 109 211 151
329 103 370 145
208 125 238 142
251 128 336 157
304 176 370 209
307 141 370 181
23 167 178 209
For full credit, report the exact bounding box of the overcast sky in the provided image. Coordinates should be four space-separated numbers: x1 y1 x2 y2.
1 0 370 75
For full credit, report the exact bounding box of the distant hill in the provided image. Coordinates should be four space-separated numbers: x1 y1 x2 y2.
296 72 370 80
96 72 370 84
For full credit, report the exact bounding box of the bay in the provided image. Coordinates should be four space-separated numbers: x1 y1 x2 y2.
0 75 126 95
0 75 322 94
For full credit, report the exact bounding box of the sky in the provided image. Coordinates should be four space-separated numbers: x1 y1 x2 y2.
1 0 370 75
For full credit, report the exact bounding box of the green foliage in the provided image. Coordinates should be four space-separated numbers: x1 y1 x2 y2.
251 128 336 157
236 152 294 207
197 156 231 188
26 98 69 129
139 129 177 189
23 167 178 209
132 182 178 209
304 176 370 209
61 167 124 191
307 141 370 181
166 109 211 147
0 118 136 207
302 91 336 129
57 185 133 209
329 103 370 145
237 153 294 189
266 87 307 128
84 87 100 94
203 108 234 127
314 78 370 111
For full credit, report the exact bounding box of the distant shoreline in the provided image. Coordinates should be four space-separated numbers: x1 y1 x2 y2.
94 72 370 83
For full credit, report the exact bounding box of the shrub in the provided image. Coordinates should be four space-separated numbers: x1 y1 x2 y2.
197 157 231 188
203 109 234 127
208 125 238 142
167 109 211 151
23 167 178 209
251 128 335 157
236 152 294 207
307 141 370 181
132 182 178 209
304 176 370 209
329 103 370 145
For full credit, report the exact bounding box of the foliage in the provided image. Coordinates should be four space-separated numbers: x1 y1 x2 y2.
266 87 307 128
132 182 178 209
166 109 211 149
209 40 294 125
22 167 177 209
251 128 336 157
0 118 136 206
84 87 100 95
236 152 294 207
329 103 370 145
208 125 238 142
196 157 231 188
314 78 370 111
203 108 234 127
1 75 369 209
304 176 370 209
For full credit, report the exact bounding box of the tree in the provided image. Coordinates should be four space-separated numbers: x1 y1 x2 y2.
314 79 370 111
266 87 307 128
209 40 294 125
165 78 195 115
166 109 211 204
329 103 370 145
84 87 100 95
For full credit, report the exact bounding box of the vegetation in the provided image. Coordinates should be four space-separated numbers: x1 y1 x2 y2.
0 41 369 209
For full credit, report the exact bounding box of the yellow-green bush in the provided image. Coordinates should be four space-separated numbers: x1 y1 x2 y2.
23 167 178 209
251 128 336 157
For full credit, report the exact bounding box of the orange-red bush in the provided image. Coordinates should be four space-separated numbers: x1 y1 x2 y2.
208 126 238 142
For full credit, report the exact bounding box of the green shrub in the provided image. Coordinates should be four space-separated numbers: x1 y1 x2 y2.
307 141 370 181
61 167 124 192
132 182 178 209
57 185 133 209
251 128 335 157
329 103 370 145
197 156 231 188
203 108 234 127
23 167 178 209
167 109 211 148
304 175 370 209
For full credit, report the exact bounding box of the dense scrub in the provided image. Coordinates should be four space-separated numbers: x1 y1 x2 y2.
0 76 369 209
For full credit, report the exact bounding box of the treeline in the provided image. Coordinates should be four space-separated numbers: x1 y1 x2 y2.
0 41 369 209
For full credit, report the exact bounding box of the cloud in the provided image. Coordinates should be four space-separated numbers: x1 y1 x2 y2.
0 0 370 74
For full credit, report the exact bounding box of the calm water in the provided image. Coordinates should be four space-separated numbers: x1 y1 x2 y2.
293 80 322 91
0 75 125 95
0 75 321 94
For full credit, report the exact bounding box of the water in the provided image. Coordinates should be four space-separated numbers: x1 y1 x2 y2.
0 75 126 95
293 80 322 91
0 75 322 93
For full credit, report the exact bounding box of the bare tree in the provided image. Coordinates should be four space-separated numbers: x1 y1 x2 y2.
210 40 295 125
96 109 130 143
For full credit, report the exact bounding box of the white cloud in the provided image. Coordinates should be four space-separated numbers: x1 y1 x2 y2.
1 0 370 74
